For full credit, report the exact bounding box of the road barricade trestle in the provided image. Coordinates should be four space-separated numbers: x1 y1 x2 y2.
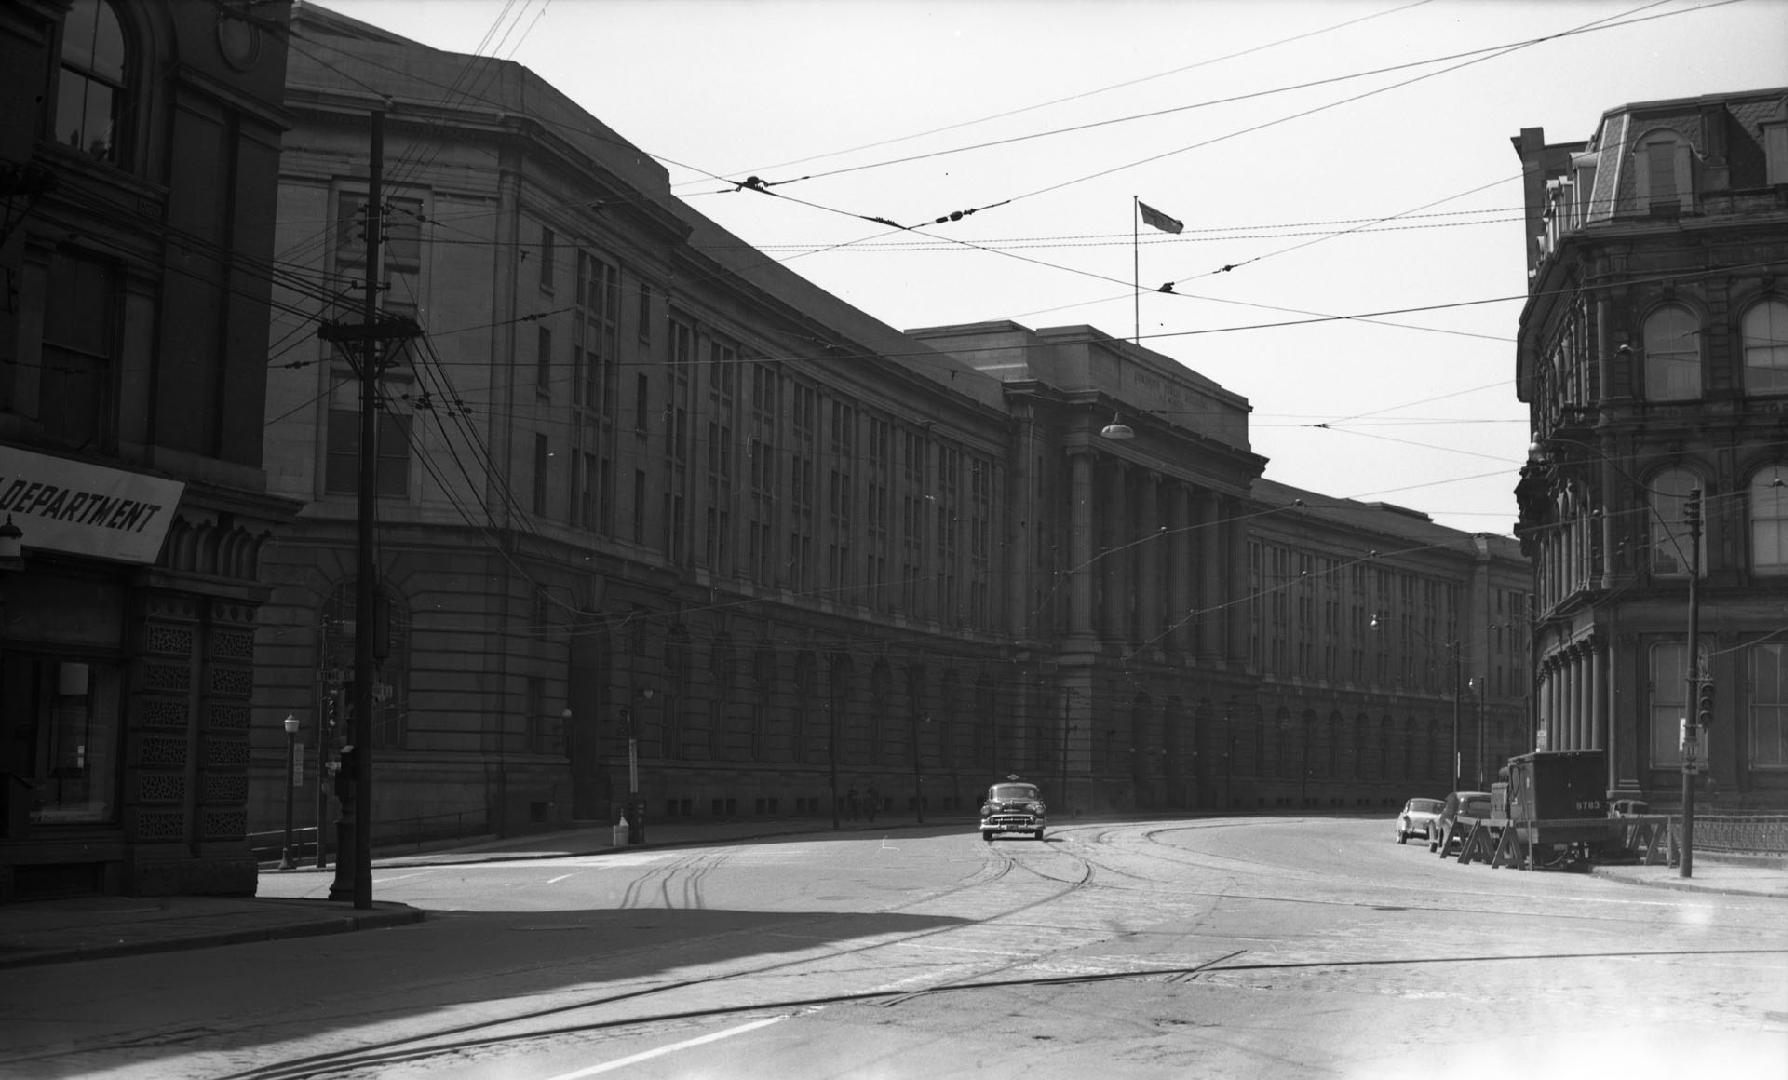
1445 815 1677 870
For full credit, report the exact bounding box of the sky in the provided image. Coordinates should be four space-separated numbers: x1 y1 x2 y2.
309 0 1788 535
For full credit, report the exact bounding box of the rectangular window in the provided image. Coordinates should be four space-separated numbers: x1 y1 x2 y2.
1750 643 1788 768
633 469 647 543
1766 124 1788 186
533 433 550 516
39 253 118 454
539 226 555 290
536 325 553 394
326 409 411 497
1649 641 1687 768
637 281 652 342
0 658 122 825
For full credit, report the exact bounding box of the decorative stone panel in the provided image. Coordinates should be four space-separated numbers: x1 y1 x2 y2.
203 736 250 767
137 735 188 768
211 628 255 663
202 774 248 803
134 811 186 841
139 698 190 729
144 662 192 694
208 703 250 730
146 623 195 658
137 773 185 803
208 665 254 699
201 810 247 840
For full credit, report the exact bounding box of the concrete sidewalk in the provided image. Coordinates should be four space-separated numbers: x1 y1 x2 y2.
2 817 1782 969
0 815 863 969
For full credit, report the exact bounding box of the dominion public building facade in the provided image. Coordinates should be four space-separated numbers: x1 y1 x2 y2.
246 4 1530 851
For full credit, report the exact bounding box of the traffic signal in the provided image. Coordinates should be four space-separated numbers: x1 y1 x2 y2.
617 706 633 737
1695 679 1716 728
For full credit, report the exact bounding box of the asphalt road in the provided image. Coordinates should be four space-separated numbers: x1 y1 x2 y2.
4 816 1784 1079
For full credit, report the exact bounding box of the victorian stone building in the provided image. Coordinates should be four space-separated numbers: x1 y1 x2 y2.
1513 88 1788 808
0 0 296 898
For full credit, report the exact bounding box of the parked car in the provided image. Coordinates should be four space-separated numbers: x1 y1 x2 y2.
1395 797 1444 844
1430 790 1492 854
980 778 1047 842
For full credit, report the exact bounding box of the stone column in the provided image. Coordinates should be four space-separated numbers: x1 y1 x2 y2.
1196 489 1221 664
1137 471 1161 651
1226 497 1249 667
1068 450 1094 640
1102 458 1128 640
1589 637 1607 751
1168 482 1192 654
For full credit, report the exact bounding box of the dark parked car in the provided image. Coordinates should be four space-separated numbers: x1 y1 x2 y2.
1430 790 1492 854
1395 798 1443 844
980 779 1047 841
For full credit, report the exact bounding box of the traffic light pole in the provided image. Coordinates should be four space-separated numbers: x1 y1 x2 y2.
1679 489 1703 878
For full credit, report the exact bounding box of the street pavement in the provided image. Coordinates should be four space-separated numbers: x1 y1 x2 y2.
2 814 1783 970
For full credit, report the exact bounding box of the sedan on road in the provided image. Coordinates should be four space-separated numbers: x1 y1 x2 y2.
1395 797 1443 844
980 779 1047 841
1430 790 1492 854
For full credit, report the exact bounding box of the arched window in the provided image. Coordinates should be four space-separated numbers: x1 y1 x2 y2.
57 0 129 164
1750 465 1788 576
1650 467 1707 577
1643 305 1701 400
1741 299 1788 395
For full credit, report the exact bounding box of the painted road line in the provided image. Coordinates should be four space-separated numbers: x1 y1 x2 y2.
542 1015 789 1079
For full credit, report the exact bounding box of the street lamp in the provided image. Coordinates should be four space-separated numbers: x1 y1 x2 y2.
1371 613 1461 792
279 714 299 870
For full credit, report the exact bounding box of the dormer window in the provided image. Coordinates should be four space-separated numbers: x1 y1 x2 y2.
1632 129 1696 214
56 0 130 165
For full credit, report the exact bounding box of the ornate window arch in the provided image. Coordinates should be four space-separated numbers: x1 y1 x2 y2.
1741 297 1788 395
55 0 132 165
1642 304 1702 401
1631 128 1697 214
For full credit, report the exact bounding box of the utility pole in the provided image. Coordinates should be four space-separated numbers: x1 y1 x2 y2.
1681 488 1703 879
317 110 416 909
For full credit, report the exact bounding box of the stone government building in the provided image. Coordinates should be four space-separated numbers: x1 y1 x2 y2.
248 2 1531 852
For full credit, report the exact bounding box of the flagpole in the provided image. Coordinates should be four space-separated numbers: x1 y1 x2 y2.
1132 195 1140 347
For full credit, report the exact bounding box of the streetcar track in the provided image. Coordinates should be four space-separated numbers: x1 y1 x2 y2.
205 942 1788 1080
28 822 1781 1080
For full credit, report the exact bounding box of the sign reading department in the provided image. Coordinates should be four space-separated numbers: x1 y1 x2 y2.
0 446 185 564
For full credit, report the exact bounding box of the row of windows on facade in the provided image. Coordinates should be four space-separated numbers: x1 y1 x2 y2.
1541 124 1788 248
1536 465 1788 597
1543 297 1788 407
1647 640 1788 770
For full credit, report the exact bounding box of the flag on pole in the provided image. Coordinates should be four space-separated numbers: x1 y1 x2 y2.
1138 201 1183 235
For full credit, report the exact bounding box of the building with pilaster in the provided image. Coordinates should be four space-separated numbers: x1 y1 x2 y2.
0 0 296 898
1513 87 1788 809
250 3 1538 853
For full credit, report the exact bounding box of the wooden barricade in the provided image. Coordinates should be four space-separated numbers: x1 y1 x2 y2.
1444 815 1676 870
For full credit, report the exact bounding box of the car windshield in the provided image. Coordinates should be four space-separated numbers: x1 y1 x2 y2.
1408 799 1443 814
990 785 1039 801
